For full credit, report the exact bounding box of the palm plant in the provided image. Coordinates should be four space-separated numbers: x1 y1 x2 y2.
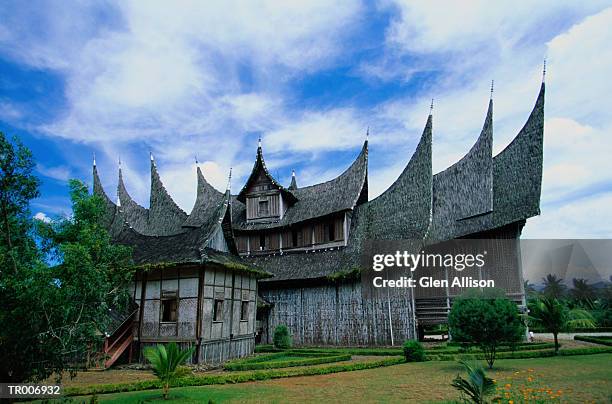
570 278 596 309
451 360 496 404
542 274 566 299
144 342 195 400
528 297 595 353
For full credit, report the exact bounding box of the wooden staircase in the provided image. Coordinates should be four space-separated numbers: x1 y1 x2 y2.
94 311 136 369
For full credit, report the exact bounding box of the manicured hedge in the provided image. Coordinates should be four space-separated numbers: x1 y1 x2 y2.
427 346 612 361
224 353 352 371
64 357 405 397
574 335 612 347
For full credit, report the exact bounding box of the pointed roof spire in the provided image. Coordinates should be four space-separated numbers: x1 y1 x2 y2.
93 152 96 167
227 167 232 191
118 156 122 169
289 169 298 190
150 151 155 167
429 98 434 115
542 58 546 82
490 80 494 100
258 136 262 148
366 126 369 141
195 155 198 165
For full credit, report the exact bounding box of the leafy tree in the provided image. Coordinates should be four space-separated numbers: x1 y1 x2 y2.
542 274 566 299
528 296 595 353
448 290 525 369
144 342 194 400
1 132 134 383
402 340 425 362
0 132 40 274
273 324 292 349
451 360 496 404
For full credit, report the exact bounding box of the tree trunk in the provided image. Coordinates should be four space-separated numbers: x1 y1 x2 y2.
553 332 559 353
163 382 169 400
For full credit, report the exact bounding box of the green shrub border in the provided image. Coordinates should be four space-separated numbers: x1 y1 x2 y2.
574 335 612 347
224 353 352 371
254 342 556 357
426 346 612 361
64 357 405 397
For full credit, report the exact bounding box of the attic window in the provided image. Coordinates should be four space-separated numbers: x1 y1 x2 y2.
161 291 178 323
258 200 269 216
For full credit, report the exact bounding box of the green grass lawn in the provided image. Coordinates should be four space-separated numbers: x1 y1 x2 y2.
82 353 612 403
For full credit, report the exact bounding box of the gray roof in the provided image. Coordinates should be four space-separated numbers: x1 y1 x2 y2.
233 141 369 231
428 100 493 240
183 166 225 228
236 145 297 204
93 83 545 283
255 84 544 283
362 116 432 240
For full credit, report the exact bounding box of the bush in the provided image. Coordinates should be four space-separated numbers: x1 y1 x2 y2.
63 357 405 396
449 291 525 368
273 325 292 349
224 353 351 371
402 340 426 362
574 335 612 346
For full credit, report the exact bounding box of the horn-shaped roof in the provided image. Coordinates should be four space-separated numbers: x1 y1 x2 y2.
93 163 118 229
492 82 544 226
149 159 188 234
365 114 433 240
183 166 225 228
112 190 261 273
117 168 151 234
236 142 297 204
428 99 493 240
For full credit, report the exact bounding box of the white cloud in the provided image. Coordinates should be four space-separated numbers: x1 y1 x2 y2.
33 212 51 223
36 164 71 182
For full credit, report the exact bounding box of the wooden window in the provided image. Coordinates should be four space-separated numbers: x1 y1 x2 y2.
259 234 266 250
213 299 223 322
328 221 336 241
240 301 249 321
258 200 269 216
292 230 299 247
161 291 178 322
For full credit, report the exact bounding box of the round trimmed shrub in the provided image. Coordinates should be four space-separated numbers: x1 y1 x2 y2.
402 339 425 362
273 324 292 349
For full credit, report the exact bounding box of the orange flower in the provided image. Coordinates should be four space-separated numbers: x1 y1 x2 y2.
527 376 533 382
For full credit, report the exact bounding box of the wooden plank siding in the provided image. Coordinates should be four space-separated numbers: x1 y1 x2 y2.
261 280 417 346
133 265 258 364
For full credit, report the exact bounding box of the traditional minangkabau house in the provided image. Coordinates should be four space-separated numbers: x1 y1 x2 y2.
92 82 544 363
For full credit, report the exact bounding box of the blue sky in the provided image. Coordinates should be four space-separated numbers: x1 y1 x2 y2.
1 1 611 238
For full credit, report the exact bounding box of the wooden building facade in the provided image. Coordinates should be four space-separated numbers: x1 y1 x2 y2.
94 82 545 352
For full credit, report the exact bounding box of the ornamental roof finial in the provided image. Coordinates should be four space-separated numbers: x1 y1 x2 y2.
227 167 232 191
93 152 96 167
490 80 494 100
118 156 122 169
292 169 296 177
258 137 262 148
542 58 546 82
195 155 198 165
366 126 369 140
429 98 434 115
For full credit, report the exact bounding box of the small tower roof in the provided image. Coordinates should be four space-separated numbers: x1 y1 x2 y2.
236 139 297 203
